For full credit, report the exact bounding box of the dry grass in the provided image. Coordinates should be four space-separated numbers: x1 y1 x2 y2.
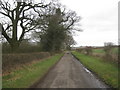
91 47 118 64
2 52 50 74
76 47 119 64
3 53 63 88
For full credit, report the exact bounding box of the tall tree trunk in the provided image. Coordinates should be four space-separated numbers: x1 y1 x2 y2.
12 21 18 41
10 40 20 52
10 19 19 52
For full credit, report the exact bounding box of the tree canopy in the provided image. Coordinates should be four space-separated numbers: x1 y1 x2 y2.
32 3 81 52
0 0 81 52
0 0 48 51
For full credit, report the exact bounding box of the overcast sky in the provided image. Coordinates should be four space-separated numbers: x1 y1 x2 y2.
60 0 119 47
0 0 119 46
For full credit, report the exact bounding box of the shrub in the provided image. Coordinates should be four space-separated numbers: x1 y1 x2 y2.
84 46 92 55
2 52 50 74
104 42 114 62
104 42 113 55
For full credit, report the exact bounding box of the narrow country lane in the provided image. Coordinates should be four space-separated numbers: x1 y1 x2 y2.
34 52 109 88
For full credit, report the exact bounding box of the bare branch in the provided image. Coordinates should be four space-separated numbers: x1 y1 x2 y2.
0 23 11 43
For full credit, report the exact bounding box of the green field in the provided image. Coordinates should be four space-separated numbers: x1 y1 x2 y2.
3 53 63 88
92 48 105 54
72 51 119 88
92 47 118 54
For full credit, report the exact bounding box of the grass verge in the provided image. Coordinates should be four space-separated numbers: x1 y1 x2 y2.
92 48 105 54
72 51 119 88
3 53 63 88
92 47 118 54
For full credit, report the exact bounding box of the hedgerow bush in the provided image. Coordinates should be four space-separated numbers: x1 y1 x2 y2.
2 52 50 74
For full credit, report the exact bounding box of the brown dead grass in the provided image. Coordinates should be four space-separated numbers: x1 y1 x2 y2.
92 53 118 64
2 52 50 74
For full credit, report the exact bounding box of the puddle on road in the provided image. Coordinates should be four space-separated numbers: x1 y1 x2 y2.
71 54 109 88
83 67 92 75
72 56 93 75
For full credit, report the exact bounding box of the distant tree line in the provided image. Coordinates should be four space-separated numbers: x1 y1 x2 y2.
76 42 119 63
0 0 81 53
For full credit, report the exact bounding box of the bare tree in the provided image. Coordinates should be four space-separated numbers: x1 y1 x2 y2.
84 46 92 55
104 42 114 55
0 0 48 52
64 35 76 50
104 42 114 61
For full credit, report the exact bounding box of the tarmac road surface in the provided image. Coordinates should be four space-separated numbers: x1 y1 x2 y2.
34 52 109 88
